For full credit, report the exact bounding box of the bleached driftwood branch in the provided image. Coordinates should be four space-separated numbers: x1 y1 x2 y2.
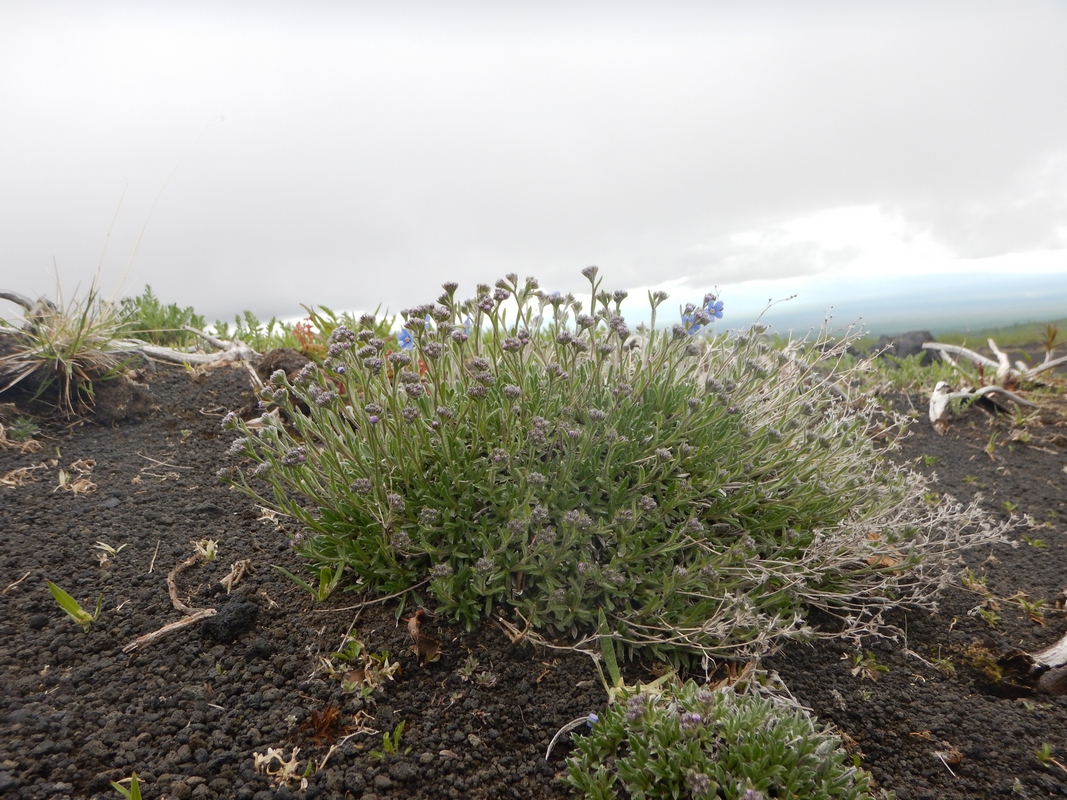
928 380 1036 428
923 340 1067 382
921 342 1007 374
110 326 259 365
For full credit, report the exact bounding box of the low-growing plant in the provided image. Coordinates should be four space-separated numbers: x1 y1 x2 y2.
211 305 395 355
961 569 990 595
273 563 343 602
7 416 40 442
224 269 1006 661
118 285 206 347
868 352 973 394
1034 742 1067 776
930 651 956 677
846 650 888 681
192 538 218 561
371 720 410 759
0 285 129 415
458 653 481 681
111 772 143 800
976 607 1001 628
322 635 400 695
1012 594 1046 626
1040 324 1058 361
92 540 127 567
565 680 876 799
46 580 102 632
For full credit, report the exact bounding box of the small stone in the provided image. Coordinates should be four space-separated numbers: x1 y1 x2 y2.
373 773 394 790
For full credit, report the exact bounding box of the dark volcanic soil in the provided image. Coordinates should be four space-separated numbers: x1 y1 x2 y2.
1 357 1067 800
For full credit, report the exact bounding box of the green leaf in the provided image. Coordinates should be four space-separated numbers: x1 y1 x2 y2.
46 581 97 632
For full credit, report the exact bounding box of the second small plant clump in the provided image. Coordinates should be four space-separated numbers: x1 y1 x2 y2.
225 269 1004 660
565 680 875 799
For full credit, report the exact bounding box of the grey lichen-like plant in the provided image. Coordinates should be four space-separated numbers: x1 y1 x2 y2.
565 679 876 800
224 270 1008 661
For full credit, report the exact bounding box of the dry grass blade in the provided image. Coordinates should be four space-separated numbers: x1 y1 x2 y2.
1 464 48 487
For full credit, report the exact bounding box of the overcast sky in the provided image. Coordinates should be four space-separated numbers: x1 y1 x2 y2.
2 1 1066 334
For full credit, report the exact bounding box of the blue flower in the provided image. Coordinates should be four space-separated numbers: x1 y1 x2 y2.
397 328 414 350
681 294 724 335
587 713 599 727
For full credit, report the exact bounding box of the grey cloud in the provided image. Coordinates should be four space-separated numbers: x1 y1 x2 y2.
2 1 1066 323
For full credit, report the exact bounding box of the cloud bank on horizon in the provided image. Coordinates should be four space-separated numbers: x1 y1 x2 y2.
1 0 1065 329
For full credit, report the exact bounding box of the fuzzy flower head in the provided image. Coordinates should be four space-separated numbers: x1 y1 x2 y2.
686 771 713 796
431 563 454 579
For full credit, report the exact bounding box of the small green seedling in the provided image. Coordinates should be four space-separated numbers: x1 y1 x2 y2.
920 454 938 467
330 636 365 662
8 417 40 442
846 651 889 681
457 654 480 681
46 581 102 632
1022 535 1047 548
371 720 410 759
1035 743 1067 775
192 539 218 561
931 655 956 677
474 670 499 688
985 431 999 459
92 541 127 567
978 608 1001 628
1002 500 1019 513
111 773 142 799
273 563 343 602
1016 595 1047 626
961 569 991 596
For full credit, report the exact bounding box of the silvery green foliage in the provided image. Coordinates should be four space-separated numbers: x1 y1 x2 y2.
565 680 875 800
225 271 1005 659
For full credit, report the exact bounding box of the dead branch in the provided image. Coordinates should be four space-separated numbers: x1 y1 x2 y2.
921 342 1004 373
928 381 1036 427
110 326 259 365
167 553 207 615
987 338 1011 384
923 340 1067 382
121 608 217 654
1026 353 1067 378
123 549 220 653
1034 631 1067 671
